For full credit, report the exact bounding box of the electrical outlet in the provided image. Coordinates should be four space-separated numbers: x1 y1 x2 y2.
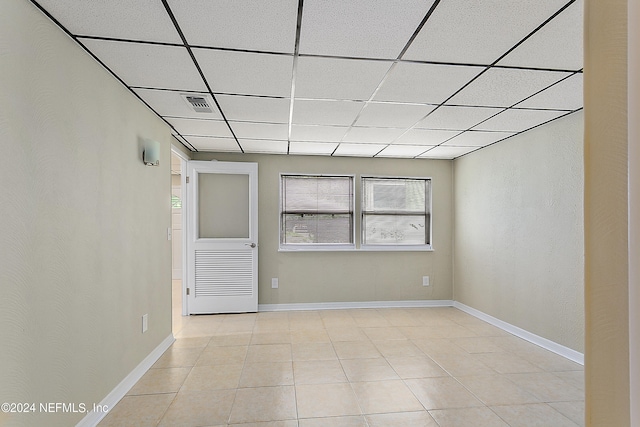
422 276 430 287
271 278 279 289
142 314 148 333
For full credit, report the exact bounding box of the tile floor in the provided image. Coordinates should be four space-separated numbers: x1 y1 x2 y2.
99 289 584 426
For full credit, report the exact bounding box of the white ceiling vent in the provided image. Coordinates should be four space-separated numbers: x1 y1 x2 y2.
181 94 213 113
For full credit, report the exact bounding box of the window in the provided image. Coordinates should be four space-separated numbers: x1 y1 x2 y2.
362 177 431 247
280 174 355 248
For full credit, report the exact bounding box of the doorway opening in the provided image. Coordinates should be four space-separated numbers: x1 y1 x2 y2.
171 150 187 335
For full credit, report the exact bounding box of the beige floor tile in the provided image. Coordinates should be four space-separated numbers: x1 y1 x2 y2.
251 332 292 345
456 375 539 405
246 344 292 363
290 329 331 343
295 383 361 418
373 340 424 358
98 393 175 427
127 367 191 395
294 360 348 384
405 377 484 410
292 342 338 361
514 347 584 372
489 336 540 353
196 345 248 366
361 327 407 341
322 316 358 329
553 370 585 392
176 322 220 338
437 324 478 338
399 326 444 340
333 341 381 359
385 355 448 379
490 403 580 427
505 372 584 402
208 333 252 347
353 316 391 328
366 411 439 427
158 389 235 427
474 352 543 374
181 364 243 391
229 421 298 427
462 323 511 337
326 327 368 342
549 401 585 426
171 336 212 349
253 320 290 333
451 337 506 353
340 358 399 382
413 338 467 356
239 362 294 387
229 386 297 424
153 347 204 368
298 415 366 426
289 319 326 331
429 353 497 376
351 380 423 414
429 407 510 427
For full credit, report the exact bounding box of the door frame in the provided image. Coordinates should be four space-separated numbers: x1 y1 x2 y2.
170 146 190 316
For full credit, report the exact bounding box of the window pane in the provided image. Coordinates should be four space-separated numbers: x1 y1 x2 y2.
282 214 352 244
363 214 427 245
283 176 352 212
363 178 426 213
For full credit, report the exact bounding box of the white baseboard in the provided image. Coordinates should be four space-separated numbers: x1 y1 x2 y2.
453 301 584 365
76 334 175 427
258 299 454 312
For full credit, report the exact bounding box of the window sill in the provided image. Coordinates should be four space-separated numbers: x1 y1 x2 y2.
278 245 433 252
360 245 433 252
279 244 356 252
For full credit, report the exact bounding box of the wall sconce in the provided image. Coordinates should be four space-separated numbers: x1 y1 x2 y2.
143 138 160 166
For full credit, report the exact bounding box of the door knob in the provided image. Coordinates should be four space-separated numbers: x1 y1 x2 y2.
246 243 257 248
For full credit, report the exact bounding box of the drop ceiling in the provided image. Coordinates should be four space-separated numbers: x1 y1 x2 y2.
33 0 583 159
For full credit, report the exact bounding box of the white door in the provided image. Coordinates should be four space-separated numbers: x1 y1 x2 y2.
186 161 258 314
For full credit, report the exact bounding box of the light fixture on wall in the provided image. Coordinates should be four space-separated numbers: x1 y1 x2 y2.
143 138 160 166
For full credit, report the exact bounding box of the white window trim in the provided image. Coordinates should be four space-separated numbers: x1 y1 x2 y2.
279 173 356 251
360 175 433 251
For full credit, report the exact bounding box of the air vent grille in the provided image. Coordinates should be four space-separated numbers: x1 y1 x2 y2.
181 94 213 113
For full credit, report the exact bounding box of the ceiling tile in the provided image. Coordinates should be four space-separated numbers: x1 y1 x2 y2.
355 103 435 128
238 139 289 154
416 106 503 130
165 118 232 137
446 68 571 107
229 122 289 140
194 49 293 97
80 39 206 91
290 125 350 142
295 57 393 100
376 145 434 158
292 99 364 126
473 109 568 132
134 89 222 119
289 141 339 156
299 0 435 59
374 62 483 104
37 0 181 43
183 136 241 152
497 0 583 70
394 129 461 145
443 131 515 147
516 73 583 110
216 95 291 123
333 143 387 157
343 127 407 144
418 146 477 159
403 0 568 64
168 0 298 53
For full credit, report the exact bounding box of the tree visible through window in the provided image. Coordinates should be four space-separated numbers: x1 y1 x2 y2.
362 177 431 246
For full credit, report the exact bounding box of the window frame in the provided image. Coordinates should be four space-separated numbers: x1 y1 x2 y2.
279 173 356 251
360 175 433 252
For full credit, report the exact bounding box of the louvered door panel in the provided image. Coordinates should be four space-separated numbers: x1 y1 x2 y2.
195 250 254 297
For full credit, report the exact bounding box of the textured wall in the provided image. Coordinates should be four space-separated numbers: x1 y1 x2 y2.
584 0 630 425
0 1 172 426
453 111 584 352
193 152 454 304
